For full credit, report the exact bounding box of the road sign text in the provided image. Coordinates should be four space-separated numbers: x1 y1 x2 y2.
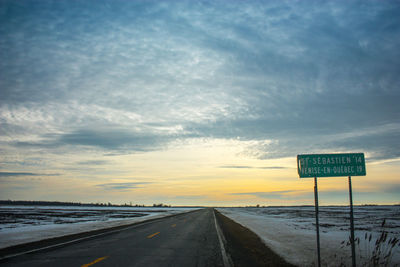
297 153 366 178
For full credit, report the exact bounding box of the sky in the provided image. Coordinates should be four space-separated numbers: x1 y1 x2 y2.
0 0 399 206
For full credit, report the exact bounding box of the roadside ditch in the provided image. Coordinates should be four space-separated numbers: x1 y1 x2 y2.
214 209 295 267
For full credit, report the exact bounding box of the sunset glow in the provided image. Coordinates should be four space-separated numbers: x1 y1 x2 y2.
1 0 399 206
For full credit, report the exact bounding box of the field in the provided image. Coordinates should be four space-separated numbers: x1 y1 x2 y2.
0 205 197 249
1 205 399 266
218 206 400 266
0 206 172 228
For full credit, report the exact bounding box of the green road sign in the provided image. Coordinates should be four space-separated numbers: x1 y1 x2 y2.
297 153 366 178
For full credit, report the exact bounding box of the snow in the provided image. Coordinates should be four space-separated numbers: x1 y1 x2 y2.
217 206 400 266
0 205 199 249
2 205 399 266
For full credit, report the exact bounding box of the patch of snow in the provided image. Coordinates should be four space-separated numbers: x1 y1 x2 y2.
217 206 400 266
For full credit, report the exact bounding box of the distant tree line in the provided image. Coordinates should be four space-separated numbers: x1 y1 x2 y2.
153 203 171 207
0 200 154 207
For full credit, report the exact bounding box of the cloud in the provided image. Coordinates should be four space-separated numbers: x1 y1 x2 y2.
0 0 399 206
59 129 157 150
0 172 39 177
259 166 289 170
13 128 171 152
219 165 253 169
96 182 151 191
0 0 399 168
377 183 400 195
332 126 400 161
219 165 287 169
231 190 310 200
0 172 58 177
234 124 400 161
76 160 109 165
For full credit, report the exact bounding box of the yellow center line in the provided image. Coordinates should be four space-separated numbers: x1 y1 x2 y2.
81 256 108 267
171 224 177 228
147 231 160 238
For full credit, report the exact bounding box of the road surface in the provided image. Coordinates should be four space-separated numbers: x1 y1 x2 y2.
0 208 226 267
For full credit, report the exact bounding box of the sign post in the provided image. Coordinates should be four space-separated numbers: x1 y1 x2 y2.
314 177 321 267
349 176 356 267
297 153 366 267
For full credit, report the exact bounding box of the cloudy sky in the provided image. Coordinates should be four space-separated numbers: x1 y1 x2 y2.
1 0 399 206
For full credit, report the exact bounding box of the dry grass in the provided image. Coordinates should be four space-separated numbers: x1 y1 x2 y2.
338 219 400 266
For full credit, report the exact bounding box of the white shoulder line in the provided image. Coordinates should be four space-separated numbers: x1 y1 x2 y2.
213 209 232 267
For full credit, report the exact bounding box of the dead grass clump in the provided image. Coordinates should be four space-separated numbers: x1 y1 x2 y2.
338 219 399 266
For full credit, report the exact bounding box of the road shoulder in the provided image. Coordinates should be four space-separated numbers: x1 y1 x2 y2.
215 209 296 267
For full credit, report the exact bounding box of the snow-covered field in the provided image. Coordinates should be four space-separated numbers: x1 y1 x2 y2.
218 206 400 267
1 205 399 266
0 205 198 249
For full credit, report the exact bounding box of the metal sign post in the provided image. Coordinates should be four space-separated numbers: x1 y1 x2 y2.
297 153 366 267
349 176 356 267
314 177 321 267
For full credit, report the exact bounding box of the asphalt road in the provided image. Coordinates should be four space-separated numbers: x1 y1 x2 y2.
1 208 226 267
